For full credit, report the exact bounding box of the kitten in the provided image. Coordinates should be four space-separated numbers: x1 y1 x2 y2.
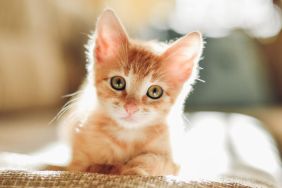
62 9 203 175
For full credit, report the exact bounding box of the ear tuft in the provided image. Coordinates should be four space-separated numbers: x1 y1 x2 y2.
95 9 128 63
161 32 203 84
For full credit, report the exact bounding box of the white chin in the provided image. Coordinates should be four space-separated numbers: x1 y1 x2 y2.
114 116 150 129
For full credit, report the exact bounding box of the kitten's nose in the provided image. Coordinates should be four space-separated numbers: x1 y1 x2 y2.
124 102 138 115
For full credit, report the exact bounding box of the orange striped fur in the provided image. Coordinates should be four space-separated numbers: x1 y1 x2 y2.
64 9 203 176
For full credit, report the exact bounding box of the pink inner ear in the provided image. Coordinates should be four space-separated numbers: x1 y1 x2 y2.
94 10 128 64
161 48 196 84
95 37 108 63
95 36 121 63
164 55 196 84
161 32 202 84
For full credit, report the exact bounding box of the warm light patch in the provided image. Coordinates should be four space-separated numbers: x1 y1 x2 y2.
169 0 282 38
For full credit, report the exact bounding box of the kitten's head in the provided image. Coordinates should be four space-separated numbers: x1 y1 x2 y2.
89 9 203 129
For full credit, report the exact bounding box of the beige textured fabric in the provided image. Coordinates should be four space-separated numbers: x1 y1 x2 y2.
0 170 250 188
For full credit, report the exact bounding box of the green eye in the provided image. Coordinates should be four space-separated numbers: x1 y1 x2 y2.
147 85 163 99
110 76 126 90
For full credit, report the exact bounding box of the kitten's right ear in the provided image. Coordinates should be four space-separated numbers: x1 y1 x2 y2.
95 9 129 63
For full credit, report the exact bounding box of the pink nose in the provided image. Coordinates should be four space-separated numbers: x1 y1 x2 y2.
124 103 138 115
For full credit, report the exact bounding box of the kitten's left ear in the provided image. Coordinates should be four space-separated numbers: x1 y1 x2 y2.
160 32 203 84
95 9 129 63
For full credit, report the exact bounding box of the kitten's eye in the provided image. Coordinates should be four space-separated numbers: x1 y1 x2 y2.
147 85 163 99
110 76 126 90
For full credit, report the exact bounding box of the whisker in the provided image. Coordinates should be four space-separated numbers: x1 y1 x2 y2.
182 114 192 131
62 90 83 98
48 93 81 125
196 78 206 83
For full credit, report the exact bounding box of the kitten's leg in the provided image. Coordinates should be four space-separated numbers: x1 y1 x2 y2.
67 150 90 172
120 153 179 176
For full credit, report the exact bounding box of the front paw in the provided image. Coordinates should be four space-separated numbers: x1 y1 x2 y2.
87 164 114 174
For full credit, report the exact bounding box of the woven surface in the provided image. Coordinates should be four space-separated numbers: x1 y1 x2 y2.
0 170 253 188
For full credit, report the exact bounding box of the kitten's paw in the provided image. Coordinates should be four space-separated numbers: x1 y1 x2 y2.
67 161 89 172
108 164 123 175
120 167 149 175
87 164 114 174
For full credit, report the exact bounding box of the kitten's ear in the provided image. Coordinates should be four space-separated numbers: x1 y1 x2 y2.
95 9 128 63
161 32 203 84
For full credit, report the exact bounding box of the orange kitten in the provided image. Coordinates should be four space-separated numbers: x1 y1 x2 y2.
63 9 203 175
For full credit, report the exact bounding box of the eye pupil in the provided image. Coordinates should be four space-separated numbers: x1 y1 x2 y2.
116 79 121 86
153 88 158 95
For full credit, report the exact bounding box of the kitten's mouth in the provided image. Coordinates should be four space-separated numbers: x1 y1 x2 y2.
121 114 135 122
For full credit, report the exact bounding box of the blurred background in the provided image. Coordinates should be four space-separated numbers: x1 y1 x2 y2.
0 0 282 159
